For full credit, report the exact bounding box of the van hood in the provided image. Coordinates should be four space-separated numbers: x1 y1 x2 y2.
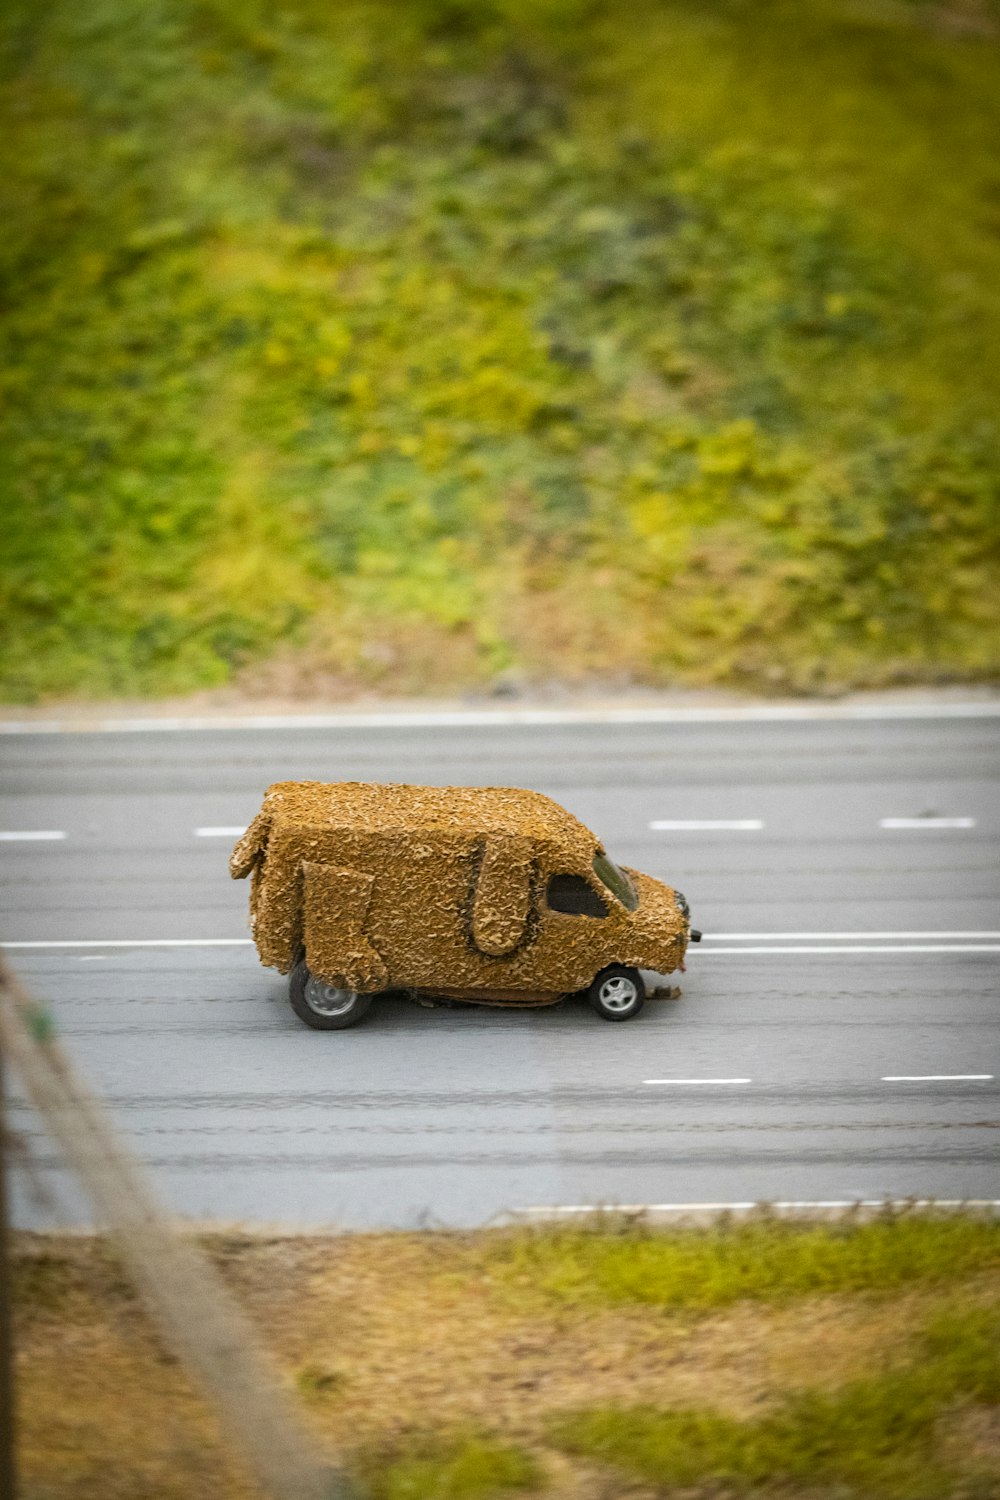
620 867 689 973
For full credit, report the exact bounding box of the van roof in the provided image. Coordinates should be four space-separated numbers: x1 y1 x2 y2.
260 781 597 857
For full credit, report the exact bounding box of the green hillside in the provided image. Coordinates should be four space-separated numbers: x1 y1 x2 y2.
2 0 999 701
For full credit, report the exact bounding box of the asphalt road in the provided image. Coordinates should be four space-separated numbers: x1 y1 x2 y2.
2 705 998 1228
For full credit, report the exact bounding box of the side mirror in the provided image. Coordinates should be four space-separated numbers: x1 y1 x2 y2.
229 811 271 880
470 834 534 957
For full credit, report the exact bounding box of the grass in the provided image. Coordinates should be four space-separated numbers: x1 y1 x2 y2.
551 1304 1000 1498
361 1434 542 1500
11 1215 1000 1498
478 1211 1000 1309
1 0 999 701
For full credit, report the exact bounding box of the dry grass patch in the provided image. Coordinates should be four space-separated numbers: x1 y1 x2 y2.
11 1218 1000 1499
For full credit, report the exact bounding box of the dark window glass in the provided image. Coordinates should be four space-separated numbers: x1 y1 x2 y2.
546 874 608 918
593 851 638 911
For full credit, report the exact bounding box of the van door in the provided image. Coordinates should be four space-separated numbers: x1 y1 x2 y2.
527 869 629 993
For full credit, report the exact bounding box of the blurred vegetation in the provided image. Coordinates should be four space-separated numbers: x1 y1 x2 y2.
1 0 999 700
15 1217 1000 1498
483 1211 1000 1308
361 1433 542 1500
551 1303 1000 1499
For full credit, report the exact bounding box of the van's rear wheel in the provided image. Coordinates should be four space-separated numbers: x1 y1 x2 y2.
289 960 374 1030
587 965 645 1022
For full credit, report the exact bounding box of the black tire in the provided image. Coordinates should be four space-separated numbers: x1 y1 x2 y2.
288 960 375 1030
587 965 645 1022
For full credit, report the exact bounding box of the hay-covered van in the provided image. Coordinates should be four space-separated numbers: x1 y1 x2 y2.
231 782 699 1029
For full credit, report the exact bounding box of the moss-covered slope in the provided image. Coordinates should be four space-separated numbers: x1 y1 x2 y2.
2 0 999 700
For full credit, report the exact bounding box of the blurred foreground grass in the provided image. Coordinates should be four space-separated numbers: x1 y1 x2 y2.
478 1210 1000 1306
2 0 999 700
14 1212 1000 1498
551 1304 1000 1500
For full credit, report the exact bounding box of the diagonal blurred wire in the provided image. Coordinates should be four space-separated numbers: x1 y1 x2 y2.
0 953 354 1500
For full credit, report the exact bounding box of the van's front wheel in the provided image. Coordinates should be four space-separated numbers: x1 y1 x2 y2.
587 965 645 1022
289 960 374 1030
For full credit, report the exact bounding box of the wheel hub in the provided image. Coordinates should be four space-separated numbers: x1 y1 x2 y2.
599 975 638 1011
303 976 357 1016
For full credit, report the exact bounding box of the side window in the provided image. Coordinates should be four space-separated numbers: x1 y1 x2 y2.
546 873 608 919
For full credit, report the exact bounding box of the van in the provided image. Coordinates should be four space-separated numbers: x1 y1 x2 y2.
230 781 699 1029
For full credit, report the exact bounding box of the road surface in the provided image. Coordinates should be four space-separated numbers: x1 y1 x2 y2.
2 703 998 1228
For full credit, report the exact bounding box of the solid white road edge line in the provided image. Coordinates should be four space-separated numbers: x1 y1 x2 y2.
705 931 1000 940
0 830 66 841
693 944 1000 954
2 700 1000 734
512 1199 1000 1215
195 826 247 837
3 939 999 952
1 939 254 948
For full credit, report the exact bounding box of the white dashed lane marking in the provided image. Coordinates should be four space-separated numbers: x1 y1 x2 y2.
880 816 976 829
2 820 984 842
650 819 764 831
644 1078 752 1086
881 1074 994 1083
0 830 66 841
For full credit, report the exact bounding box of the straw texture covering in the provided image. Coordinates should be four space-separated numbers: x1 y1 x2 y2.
231 782 687 995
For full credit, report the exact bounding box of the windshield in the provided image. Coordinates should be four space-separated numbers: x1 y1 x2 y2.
593 851 638 911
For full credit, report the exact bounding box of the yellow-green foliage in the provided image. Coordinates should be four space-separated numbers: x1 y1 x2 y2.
362 1434 542 1500
2 0 999 699
551 1305 1000 1498
485 1212 1000 1308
